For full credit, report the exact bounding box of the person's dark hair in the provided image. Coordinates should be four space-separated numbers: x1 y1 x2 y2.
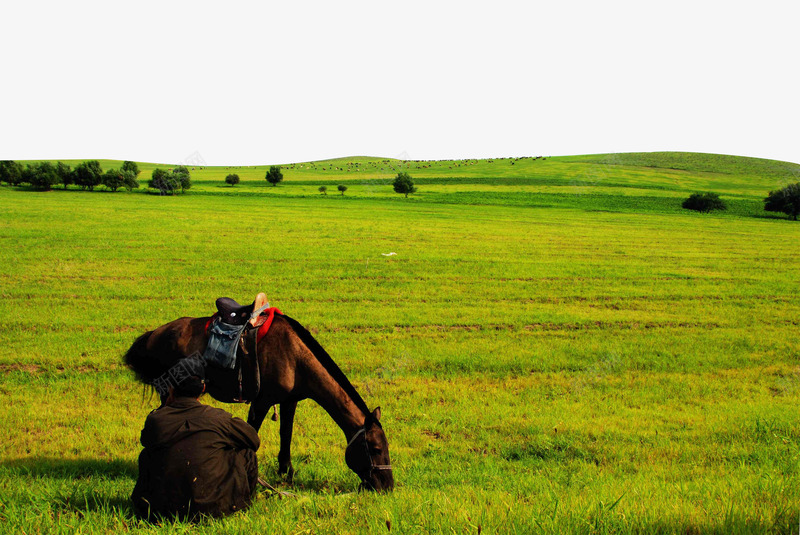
174 375 205 398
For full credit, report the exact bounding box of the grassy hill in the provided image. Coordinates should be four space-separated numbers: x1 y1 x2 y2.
14 152 800 220
566 152 800 181
1 151 799 533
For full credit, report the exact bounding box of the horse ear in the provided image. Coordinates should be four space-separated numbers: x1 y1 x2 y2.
372 407 382 421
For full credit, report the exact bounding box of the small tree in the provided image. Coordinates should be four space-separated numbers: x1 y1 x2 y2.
0 160 24 186
682 192 726 213
149 168 179 194
19 165 36 185
74 160 103 190
29 161 60 190
265 165 283 186
178 172 191 193
122 169 139 191
19 164 36 185
56 161 73 189
764 182 800 220
319 185 327 195
337 184 348 196
168 165 191 193
225 173 240 186
173 165 189 176
393 172 417 198
73 162 88 189
103 168 125 192
121 160 139 177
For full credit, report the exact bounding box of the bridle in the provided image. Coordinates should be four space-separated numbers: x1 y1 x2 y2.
345 426 392 484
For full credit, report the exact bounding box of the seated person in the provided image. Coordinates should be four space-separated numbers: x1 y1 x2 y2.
131 363 260 521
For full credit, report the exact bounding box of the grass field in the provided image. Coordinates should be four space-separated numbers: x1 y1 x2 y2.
1 152 799 533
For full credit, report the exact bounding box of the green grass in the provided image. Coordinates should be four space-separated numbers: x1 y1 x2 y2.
1 152 799 533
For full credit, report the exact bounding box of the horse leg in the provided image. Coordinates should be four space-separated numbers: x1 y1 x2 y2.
278 400 297 480
247 399 272 432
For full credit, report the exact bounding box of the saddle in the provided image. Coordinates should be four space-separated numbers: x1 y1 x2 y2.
215 293 269 327
202 292 281 403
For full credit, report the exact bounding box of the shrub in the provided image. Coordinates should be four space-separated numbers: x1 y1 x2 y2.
319 186 327 195
337 184 348 196
393 172 417 198
225 173 240 186
266 165 283 186
682 192 726 213
764 182 800 220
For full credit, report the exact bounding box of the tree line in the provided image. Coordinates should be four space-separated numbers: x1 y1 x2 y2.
0 160 192 195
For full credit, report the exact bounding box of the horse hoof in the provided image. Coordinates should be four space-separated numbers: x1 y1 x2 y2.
279 464 295 482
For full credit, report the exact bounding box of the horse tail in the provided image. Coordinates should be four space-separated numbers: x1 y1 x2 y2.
124 330 160 384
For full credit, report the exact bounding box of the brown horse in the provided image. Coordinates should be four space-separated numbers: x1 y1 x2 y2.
124 312 394 492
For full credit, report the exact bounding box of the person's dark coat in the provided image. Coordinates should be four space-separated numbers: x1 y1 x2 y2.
131 397 260 520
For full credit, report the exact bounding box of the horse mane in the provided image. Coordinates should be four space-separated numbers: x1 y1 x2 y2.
280 314 372 417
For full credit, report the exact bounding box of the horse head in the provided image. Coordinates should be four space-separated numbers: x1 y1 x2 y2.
344 407 394 492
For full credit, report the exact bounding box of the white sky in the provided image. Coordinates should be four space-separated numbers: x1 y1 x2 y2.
1 1 797 165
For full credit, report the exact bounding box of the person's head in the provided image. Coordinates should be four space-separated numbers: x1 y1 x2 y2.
172 375 206 398
167 356 206 401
